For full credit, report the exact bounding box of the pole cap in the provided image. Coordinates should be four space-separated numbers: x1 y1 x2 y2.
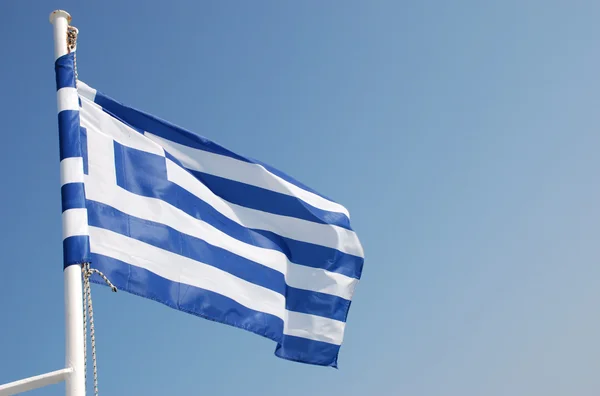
49 10 72 24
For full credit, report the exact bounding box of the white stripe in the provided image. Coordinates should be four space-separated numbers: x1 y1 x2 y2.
83 121 117 186
89 227 285 319
76 81 97 102
84 175 356 300
285 311 345 345
145 132 351 218
60 157 84 186
286 265 357 301
57 87 79 113
166 160 364 258
80 96 165 156
89 227 346 345
62 208 89 240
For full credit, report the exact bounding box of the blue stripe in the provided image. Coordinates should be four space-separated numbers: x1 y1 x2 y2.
87 200 350 321
55 53 76 90
58 110 83 160
285 287 350 322
275 334 340 368
252 229 364 279
111 141 363 278
63 235 91 268
61 183 86 211
189 170 351 230
89 87 350 212
90 253 340 366
93 91 248 161
80 127 88 175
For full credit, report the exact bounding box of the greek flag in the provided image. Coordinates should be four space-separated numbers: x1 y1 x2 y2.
56 53 364 367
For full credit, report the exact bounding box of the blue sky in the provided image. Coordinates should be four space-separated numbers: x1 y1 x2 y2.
1 1 600 395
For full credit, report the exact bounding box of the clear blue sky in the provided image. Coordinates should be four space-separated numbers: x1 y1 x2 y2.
1 1 600 395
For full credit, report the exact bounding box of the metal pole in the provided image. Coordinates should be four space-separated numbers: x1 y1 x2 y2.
49 10 86 396
0 368 73 396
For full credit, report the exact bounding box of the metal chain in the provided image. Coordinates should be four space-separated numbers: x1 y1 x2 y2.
83 263 117 396
82 265 88 390
67 26 78 85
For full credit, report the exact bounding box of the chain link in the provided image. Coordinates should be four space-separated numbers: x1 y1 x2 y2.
83 263 117 396
67 26 78 85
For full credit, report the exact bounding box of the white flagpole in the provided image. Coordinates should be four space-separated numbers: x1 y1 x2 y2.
50 10 86 396
0 10 87 396
0 10 86 396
